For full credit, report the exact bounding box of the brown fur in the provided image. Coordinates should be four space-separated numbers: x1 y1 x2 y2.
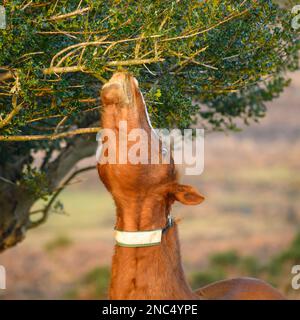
97 72 285 300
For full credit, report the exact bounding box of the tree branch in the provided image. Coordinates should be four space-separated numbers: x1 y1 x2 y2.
0 96 24 129
45 133 98 190
0 127 101 141
43 57 164 75
48 7 90 21
28 165 95 229
0 71 14 82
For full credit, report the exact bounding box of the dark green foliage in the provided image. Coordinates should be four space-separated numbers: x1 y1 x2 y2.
210 250 240 267
190 249 262 288
84 266 110 297
209 250 262 276
268 231 300 276
0 0 299 140
190 268 226 289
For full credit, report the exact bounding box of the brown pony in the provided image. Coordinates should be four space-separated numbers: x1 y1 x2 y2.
97 72 284 300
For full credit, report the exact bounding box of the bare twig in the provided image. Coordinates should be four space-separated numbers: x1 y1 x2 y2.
107 57 165 66
26 105 99 124
48 7 90 21
161 9 250 42
56 47 83 67
43 57 164 75
20 1 33 11
36 30 108 35
0 127 101 141
0 71 14 82
0 96 24 129
0 176 16 185
49 35 161 67
43 65 87 75
28 165 95 228
54 115 68 134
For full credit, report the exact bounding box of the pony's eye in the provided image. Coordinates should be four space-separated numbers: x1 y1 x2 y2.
162 147 168 156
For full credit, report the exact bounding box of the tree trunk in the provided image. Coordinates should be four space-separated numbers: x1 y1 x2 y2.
0 183 35 251
0 134 97 252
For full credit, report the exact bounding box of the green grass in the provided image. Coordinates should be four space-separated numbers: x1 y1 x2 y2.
64 266 110 299
28 189 115 245
44 235 73 252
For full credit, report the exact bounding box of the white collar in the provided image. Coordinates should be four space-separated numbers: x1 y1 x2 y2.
114 216 174 248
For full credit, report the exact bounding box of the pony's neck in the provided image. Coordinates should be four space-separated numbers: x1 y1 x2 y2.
109 198 197 300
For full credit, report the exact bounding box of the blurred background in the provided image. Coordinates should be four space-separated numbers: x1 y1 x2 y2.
0 71 300 300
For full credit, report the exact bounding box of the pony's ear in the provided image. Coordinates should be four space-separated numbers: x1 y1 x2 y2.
173 184 205 205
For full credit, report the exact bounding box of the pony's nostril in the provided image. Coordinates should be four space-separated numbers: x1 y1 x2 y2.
101 83 126 105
